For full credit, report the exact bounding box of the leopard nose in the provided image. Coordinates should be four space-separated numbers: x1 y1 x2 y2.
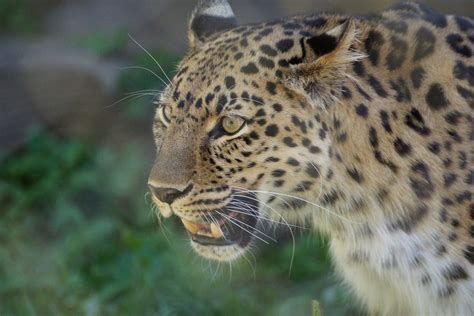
148 183 193 205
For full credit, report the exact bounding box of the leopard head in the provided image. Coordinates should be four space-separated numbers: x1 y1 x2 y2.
148 0 361 261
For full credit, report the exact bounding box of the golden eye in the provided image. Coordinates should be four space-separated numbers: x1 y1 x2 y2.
159 105 172 125
221 115 246 135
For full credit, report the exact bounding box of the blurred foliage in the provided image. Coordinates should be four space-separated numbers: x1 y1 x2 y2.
77 29 128 57
0 129 361 315
0 0 57 34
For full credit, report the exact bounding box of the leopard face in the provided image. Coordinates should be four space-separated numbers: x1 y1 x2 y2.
147 1 357 261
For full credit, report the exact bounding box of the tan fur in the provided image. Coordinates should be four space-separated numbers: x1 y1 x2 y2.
150 2 473 315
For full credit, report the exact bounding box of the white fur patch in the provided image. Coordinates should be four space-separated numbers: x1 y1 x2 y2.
201 2 235 18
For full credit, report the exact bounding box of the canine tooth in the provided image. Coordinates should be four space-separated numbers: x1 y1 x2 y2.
181 219 200 234
210 222 223 238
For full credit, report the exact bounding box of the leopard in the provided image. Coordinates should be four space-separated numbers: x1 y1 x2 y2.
147 1 473 315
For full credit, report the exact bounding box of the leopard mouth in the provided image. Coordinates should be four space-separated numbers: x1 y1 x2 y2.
180 193 259 248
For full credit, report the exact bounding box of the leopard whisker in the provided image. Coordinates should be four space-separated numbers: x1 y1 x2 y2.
128 34 173 86
232 186 362 225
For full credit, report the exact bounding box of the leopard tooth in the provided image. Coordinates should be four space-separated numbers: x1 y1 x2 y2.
210 222 224 238
181 219 201 234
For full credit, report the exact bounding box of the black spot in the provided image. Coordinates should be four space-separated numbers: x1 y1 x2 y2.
306 33 338 56
353 61 366 77
410 67 426 89
272 169 286 177
443 173 457 187
275 39 294 52
438 286 456 298
241 63 259 74
439 208 448 222
306 163 320 178
355 104 368 118
341 86 352 99
260 44 278 56
320 190 340 206
205 93 215 105
347 168 364 183
216 95 227 113
390 78 412 102
286 158 299 166
234 52 243 60
368 75 388 97
426 83 449 110
318 128 326 140
283 22 300 30
265 124 279 137
452 61 474 86
369 127 379 147
456 85 474 110
224 76 235 89
388 204 428 233
355 84 373 101
384 20 408 34
272 103 283 112
428 142 441 154
414 27 436 61
409 161 434 199
455 16 474 32
364 30 385 66
443 264 468 281
405 108 431 136
259 28 273 37
266 81 277 95
259 56 275 69
304 17 327 28
380 110 392 133
394 138 411 156
309 146 321 154
283 137 297 147
446 34 472 58
447 129 462 143
291 115 307 134
195 98 202 108
274 180 284 187
386 36 408 70
444 111 462 125
337 132 347 143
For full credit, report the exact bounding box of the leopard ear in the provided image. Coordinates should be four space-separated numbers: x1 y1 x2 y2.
188 0 238 48
283 19 363 108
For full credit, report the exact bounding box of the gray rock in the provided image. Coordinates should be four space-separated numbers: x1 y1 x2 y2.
0 39 118 152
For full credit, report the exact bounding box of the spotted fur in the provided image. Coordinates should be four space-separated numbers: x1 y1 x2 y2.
149 1 473 315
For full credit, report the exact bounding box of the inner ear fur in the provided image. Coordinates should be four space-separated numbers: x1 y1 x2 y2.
283 20 364 108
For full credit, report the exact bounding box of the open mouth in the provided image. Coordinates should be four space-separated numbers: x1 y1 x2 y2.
180 193 259 247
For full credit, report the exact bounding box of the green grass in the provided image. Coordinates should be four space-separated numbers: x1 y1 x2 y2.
0 0 45 34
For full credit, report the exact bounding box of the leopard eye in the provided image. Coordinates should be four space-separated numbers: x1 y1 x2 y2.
158 104 172 126
221 115 246 135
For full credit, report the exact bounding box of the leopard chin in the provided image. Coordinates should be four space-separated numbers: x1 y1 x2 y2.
190 241 247 262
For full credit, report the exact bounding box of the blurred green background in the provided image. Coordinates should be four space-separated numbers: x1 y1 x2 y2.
0 0 472 315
